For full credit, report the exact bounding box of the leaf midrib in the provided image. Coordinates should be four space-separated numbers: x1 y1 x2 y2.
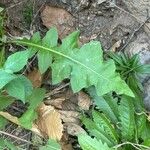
12 40 109 81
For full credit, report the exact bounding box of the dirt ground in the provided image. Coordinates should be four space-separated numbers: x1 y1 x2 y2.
0 0 150 149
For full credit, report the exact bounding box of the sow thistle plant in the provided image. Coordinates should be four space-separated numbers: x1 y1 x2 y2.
0 22 149 149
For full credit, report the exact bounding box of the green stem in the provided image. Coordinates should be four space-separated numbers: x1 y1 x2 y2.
10 39 109 81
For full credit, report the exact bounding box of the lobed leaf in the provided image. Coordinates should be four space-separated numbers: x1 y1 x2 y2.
88 87 119 123
78 134 113 150
119 96 135 141
81 116 115 146
13 28 134 97
92 110 118 143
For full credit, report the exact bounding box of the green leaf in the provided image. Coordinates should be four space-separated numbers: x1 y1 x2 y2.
81 117 115 146
0 95 14 110
5 75 33 102
92 110 118 143
136 64 150 74
119 96 135 141
136 114 146 138
27 88 46 109
28 31 41 58
78 134 113 150
0 69 16 89
0 139 18 150
39 139 61 150
13 30 134 97
19 88 45 129
42 27 58 47
37 28 58 74
0 7 4 13
143 138 150 147
38 50 52 74
141 121 150 140
19 108 37 129
88 87 118 123
0 116 7 129
4 50 29 73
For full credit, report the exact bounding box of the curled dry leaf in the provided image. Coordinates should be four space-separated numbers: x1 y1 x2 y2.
77 91 91 110
45 97 66 109
64 123 86 136
60 132 73 150
27 69 42 88
36 103 63 140
110 40 122 52
58 110 80 124
41 6 75 39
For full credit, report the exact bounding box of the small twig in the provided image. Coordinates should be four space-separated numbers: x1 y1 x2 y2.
0 130 32 145
45 83 70 98
6 1 24 10
30 2 45 31
113 141 150 150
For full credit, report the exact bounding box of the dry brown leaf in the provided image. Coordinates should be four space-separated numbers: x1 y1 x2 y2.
0 111 20 125
41 6 75 39
64 123 86 136
111 40 122 52
60 132 73 150
58 110 80 124
37 103 63 140
45 97 66 109
27 69 42 88
0 111 42 137
77 91 91 110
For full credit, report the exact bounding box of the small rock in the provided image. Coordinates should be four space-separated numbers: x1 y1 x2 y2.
122 0 150 22
41 6 75 39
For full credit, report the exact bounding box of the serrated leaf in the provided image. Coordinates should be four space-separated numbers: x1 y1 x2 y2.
78 134 112 150
92 110 118 143
119 96 135 140
13 29 134 97
81 117 115 146
5 75 33 102
88 87 118 123
0 69 16 89
4 50 29 73
136 114 146 138
141 121 150 140
39 139 61 150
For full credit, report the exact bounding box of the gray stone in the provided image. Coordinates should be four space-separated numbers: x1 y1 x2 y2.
122 0 150 22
